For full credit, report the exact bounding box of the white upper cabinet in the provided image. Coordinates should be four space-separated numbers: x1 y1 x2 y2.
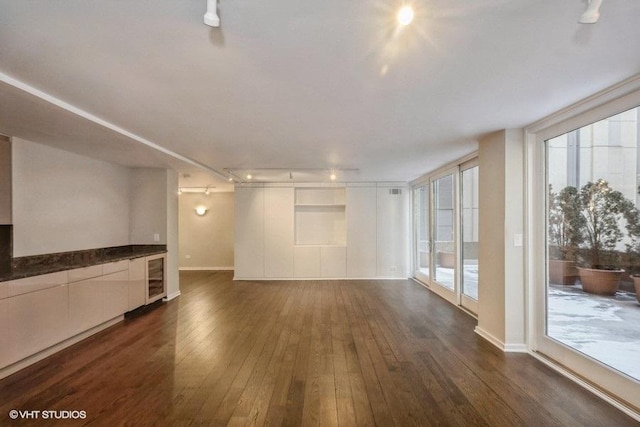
264 187 294 277
346 187 377 278
294 187 346 246
234 186 265 278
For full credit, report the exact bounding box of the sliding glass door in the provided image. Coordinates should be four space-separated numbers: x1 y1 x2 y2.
414 184 430 283
413 163 477 312
460 162 479 313
535 106 640 410
432 172 457 302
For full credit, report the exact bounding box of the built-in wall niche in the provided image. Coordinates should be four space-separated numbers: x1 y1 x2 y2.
294 187 346 246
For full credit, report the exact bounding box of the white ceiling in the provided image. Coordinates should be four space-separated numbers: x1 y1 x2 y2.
0 0 639 186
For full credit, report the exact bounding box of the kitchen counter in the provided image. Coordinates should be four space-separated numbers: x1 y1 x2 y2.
0 245 167 282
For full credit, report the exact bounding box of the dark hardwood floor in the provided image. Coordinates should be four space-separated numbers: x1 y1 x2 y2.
0 271 637 426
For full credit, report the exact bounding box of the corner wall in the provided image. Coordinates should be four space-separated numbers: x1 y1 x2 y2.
179 192 234 270
476 129 526 351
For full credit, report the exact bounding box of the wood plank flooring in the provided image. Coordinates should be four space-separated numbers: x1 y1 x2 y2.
0 271 637 426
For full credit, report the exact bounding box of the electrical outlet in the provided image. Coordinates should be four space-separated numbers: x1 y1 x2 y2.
153 233 160 242
514 233 523 247
185 254 191 259
390 266 397 272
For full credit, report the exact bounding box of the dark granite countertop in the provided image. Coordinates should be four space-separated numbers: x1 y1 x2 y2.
0 245 167 282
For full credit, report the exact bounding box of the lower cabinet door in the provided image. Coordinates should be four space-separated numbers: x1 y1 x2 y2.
103 270 129 320
4 285 69 366
128 258 146 311
321 246 346 278
68 278 103 336
294 246 321 278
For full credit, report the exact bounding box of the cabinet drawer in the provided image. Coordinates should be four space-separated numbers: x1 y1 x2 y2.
68 265 103 283
6 271 68 298
102 260 128 275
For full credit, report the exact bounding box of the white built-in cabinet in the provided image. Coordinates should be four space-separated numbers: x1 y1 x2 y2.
234 183 408 280
0 255 166 375
234 186 265 278
128 257 146 311
264 187 294 277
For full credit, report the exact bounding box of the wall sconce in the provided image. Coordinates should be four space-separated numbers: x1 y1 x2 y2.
195 206 208 216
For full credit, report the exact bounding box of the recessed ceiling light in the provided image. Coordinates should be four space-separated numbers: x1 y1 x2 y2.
330 173 337 181
397 5 414 26
246 174 252 180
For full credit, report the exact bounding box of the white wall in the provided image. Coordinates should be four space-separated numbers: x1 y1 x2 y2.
12 138 131 256
179 192 235 269
477 129 526 351
0 136 11 224
165 169 180 299
130 168 168 244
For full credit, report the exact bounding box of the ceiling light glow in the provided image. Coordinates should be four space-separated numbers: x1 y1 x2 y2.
397 6 414 26
246 174 252 180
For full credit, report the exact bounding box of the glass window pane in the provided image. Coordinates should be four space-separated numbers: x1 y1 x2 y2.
461 166 479 301
546 106 640 381
414 185 430 278
434 174 455 290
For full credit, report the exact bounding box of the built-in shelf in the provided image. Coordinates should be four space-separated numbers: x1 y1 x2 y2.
295 187 346 246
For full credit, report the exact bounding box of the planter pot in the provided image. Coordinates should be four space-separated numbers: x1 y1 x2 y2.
549 260 578 285
437 251 455 268
632 276 640 304
577 267 622 296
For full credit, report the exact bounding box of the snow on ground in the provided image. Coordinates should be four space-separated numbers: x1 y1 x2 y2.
548 285 640 380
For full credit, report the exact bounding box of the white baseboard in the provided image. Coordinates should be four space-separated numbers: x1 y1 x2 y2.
474 326 505 350
163 290 182 301
179 266 234 271
474 327 528 353
0 316 123 380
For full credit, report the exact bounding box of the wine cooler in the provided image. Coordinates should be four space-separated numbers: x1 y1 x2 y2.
146 253 166 304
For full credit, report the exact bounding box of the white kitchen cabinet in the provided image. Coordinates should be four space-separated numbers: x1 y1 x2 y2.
235 186 265 278
346 186 377 278
67 264 102 283
294 246 320 278
103 260 128 275
68 276 104 337
5 284 69 366
103 269 129 320
264 187 294 277
321 246 346 278
128 257 146 311
7 271 67 297
0 298 11 367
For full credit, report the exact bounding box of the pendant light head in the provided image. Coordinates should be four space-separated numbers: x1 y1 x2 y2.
579 0 603 24
204 0 220 27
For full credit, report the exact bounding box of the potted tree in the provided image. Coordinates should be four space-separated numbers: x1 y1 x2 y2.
577 180 635 296
548 185 584 285
624 200 640 303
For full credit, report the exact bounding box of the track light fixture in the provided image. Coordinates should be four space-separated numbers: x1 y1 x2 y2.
579 0 603 24
204 0 220 27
